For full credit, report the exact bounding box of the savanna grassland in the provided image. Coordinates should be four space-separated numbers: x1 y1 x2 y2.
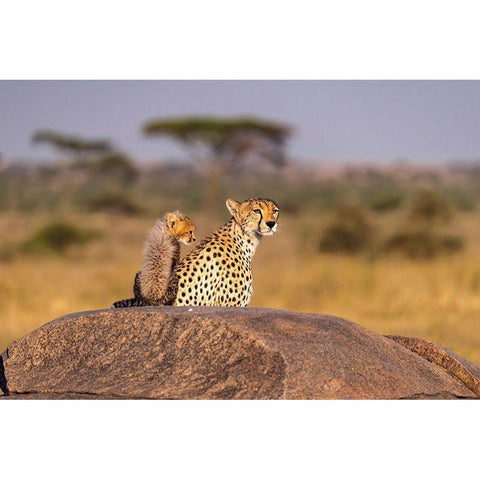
1 161 480 363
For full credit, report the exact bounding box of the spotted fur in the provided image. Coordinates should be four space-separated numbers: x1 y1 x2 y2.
173 197 279 307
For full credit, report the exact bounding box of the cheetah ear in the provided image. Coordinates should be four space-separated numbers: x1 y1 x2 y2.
226 198 240 217
167 212 178 229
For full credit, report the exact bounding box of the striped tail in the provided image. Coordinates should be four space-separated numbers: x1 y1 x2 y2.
110 297 150 308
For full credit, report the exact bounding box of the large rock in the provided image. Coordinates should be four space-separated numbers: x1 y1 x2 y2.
1 307 479 399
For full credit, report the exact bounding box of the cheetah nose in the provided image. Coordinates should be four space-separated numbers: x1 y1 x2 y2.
266 221 276 229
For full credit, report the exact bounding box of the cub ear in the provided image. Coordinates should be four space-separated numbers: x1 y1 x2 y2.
226 198 240 217
167 212 178 229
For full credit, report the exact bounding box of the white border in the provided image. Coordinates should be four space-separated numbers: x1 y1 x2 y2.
2 0 480 79
1 399 479 478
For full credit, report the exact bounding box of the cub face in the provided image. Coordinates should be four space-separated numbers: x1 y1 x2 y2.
167 212 196 245
226 197 279 236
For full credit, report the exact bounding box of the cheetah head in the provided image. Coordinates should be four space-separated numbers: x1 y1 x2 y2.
226 197 279 237
166 211 196 245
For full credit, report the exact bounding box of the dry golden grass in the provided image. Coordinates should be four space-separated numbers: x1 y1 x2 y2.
1 210 480 363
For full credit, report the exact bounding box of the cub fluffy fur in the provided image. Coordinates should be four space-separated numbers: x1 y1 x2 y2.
111 211 195 308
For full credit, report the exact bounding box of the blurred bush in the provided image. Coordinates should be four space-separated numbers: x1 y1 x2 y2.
441 234 464 252
21 222 99 254
384 228 463 259
90 153 139 186
367 189 404 212
319 204 372 253
85 191 143 215
442 186 476 211
409 188 452 222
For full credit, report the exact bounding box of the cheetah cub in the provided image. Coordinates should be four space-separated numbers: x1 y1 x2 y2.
173 197 279 307
112 211 196 308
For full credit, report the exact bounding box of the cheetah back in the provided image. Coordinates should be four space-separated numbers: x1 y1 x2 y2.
173 222 253 307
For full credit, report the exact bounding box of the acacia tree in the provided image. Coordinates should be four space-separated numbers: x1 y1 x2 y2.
32 130 137 211
142 116 292 210
32 129 137 181
32 130 112 166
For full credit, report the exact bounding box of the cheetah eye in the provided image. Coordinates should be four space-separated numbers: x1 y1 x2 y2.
253 209 261 214
273 209 279 214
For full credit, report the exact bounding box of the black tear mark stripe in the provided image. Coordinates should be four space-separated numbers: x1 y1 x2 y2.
257 208 263 230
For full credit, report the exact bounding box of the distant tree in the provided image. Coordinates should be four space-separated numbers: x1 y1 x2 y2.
32 129 138 182
142 116 292 211
32 130 138 212
32 130 112 166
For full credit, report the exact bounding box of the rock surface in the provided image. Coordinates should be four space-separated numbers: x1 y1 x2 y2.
1 307 479 399
386 335 480 398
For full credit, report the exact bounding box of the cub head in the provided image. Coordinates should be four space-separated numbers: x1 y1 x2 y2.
166 211 196 245
226 197 279 236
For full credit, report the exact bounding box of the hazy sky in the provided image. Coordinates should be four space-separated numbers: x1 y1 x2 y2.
1 80 480 164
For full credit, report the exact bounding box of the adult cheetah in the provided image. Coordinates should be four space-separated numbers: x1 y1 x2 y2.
173 197 279 307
